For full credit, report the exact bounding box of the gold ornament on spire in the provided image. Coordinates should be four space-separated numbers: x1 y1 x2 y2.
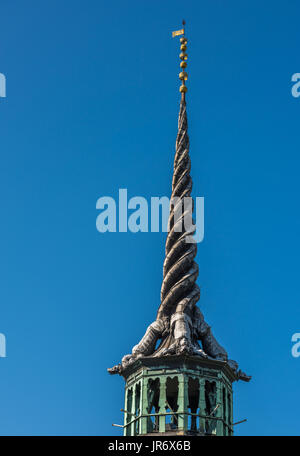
172 20 188 97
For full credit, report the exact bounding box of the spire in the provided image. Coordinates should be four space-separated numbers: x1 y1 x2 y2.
158 100 199 322
153 24 200 355
108 25 251 382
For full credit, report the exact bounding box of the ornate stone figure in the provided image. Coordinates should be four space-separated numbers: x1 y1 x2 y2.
108 30 250 384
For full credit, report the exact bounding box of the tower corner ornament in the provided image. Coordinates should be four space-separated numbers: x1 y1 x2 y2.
107 23 251 385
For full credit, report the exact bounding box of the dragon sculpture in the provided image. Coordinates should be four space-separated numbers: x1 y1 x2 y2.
108 94 250 382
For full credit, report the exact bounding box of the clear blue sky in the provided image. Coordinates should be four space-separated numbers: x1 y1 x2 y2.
0 0 299 436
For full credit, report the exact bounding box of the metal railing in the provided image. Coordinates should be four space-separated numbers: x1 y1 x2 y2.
118 409 233 435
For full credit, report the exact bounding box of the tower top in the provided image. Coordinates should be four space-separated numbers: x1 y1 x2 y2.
172 20 188 100
108 26 250 383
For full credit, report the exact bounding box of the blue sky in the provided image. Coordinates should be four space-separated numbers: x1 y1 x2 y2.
0 0 300 436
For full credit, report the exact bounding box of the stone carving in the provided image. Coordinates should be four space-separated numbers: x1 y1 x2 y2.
108 98 251 383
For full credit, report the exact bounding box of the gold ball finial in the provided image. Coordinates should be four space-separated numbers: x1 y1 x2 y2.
179 71 188 81
172 21 188 97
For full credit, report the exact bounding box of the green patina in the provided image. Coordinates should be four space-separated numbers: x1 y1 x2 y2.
122 356 234 436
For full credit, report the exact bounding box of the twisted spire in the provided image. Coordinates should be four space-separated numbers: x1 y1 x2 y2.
157 99 199 320
107 25 251 381
152 29 200 355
